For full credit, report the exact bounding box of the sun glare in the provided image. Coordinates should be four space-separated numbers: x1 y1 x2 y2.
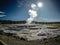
37 2 43 7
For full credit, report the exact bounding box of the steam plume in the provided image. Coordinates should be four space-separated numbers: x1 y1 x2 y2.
26 3 37 24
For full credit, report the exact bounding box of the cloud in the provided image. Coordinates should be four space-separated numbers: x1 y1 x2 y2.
0 15 6 17
0 11 6 17
0 11 5 14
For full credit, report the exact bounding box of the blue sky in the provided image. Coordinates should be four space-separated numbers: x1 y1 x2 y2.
0 0 60 22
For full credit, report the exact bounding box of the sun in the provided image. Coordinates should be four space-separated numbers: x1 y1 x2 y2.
37 2 43 7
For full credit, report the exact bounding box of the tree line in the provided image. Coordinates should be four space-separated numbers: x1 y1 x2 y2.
0 20 60 24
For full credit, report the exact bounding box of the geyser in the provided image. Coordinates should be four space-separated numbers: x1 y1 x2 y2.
26 2 43 24
26 3 37 24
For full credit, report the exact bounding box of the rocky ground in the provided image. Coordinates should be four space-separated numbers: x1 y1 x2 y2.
0 35 60 45
0 24 60 45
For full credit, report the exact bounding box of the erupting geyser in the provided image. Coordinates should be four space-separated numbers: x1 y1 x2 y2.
26 3 37 24
26 2 43 24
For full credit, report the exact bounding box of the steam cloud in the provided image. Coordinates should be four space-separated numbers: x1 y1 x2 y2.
26 3 37 24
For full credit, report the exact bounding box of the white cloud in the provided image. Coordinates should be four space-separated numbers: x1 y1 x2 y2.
0 11 5 14
0 11 6 17
0 15 6 17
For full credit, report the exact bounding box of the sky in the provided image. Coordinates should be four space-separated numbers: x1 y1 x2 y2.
0 0 60 22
